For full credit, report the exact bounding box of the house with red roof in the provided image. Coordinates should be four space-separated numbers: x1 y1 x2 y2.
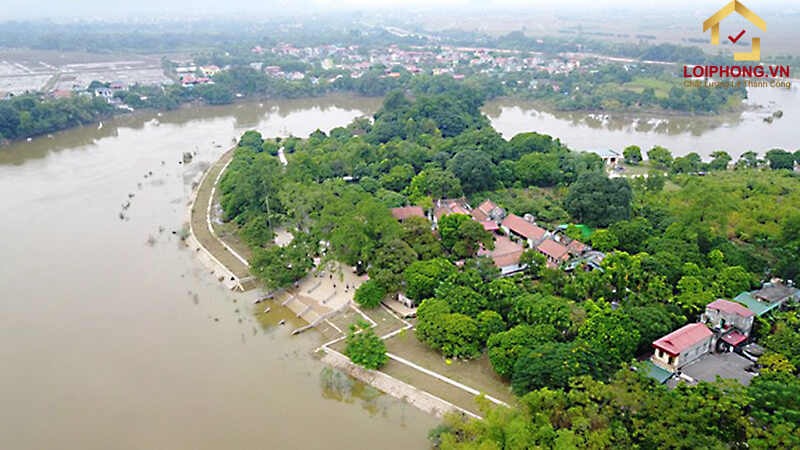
471 199 505 223
537 238 570 268
433 198 470 223
500 214 547 247
478 235 525 276
480 221 499 232
566 239 587 256
651 323 713 373
702 299 755 350
390 206 425 222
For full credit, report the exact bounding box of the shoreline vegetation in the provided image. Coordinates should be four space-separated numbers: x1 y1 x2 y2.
1 27 759 145
202 84 799 447
184 136 508 420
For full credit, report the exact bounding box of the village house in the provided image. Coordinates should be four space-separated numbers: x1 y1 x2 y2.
500 214 547 247
200 65 221 77
536 238 570 268
651 323 714 373
470 199 505 223
587 148 621 166
566 239 587 256
478 235 525 276
646 294 772 387
732 279 800 316
390 206 425 222
433 198 470 224
702 299 755 351
93 87 113 102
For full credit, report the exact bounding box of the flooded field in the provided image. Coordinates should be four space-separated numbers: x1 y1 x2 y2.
0 50 171 93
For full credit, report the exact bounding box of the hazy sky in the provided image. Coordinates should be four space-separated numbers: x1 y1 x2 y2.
3 0 800 20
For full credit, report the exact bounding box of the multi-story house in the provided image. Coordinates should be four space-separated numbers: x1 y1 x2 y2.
702 299 755 351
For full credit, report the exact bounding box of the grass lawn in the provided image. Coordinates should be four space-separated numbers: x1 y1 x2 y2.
380 358 483 416
624 76 673 98
384 331 515 405
363 306 409 338
211 209 253 263
189 148 251 279
613 161 652 177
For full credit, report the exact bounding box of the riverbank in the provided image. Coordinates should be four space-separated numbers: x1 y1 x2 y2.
0 109 437 447
188 147 515 420
186 145 253 291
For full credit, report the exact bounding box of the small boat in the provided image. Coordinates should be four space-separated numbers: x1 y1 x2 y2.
263 307 270 314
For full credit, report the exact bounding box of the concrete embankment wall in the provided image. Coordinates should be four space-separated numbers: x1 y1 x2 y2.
321 349 481 420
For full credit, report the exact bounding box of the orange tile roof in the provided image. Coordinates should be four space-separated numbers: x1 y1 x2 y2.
501 214 546 240
434 199 470 220
471 199 497 222
390 206 425 220
567 239 586 255
478 235 524 268
480 220 499 231
537 238 569 261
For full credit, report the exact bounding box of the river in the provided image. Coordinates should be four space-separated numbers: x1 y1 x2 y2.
1 87 799 449
486 84 800 159
0 95 439 450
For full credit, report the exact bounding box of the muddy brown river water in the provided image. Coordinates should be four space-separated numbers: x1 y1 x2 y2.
0 96 439 450
1 87 799 449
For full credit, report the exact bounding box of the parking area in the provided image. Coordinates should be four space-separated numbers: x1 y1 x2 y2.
669 352 756 387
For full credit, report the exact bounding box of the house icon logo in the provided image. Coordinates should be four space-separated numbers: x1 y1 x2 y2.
703 0 766 61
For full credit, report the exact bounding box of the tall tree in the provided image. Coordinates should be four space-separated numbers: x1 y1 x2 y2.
564 172 632 227
438 213 494 258
623 145 642 165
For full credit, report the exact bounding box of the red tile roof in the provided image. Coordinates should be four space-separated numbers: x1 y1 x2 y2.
391 206 425 221
480 221 499 231
478 235 523 269
434 200 470 220
653 323 712 356
537 238 569 261
567 239 586 255
471 200 498 222
501 214 546 241
707 299 755 318
721 330 747 347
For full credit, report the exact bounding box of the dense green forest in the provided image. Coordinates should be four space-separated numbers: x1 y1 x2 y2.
218 87 800 448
